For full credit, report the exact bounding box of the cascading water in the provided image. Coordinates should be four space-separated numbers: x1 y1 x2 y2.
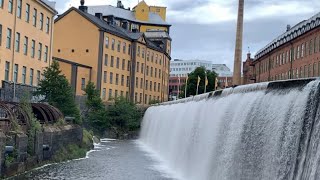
139 79 320 180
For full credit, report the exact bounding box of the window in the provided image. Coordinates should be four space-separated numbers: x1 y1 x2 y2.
146 80 148 90
150 81 152 91
151 67 153 77
116 57 120 68
301 44 305 57
116 74 119 85
128 44 131 55
33 9 37 27
105 37 109 48
102 88 106 100
310 39 313 55
15 32 20 52
22 66 26 84
112 39 115 50
40 13 44 30
38 43 42 60
140 93 142 103
315 37 317 53
126 76 129 87
127 60 130 71
17 0 22 18
110 56 114 67
147 51 150 61
142 48 145 58
5 61 10 81
44 46 48 62
0 24 2 46
31 40 35 58
123 42 126 53
8 0 13 13
159 69 161 79
46 17 50 33
110 72 113 84
121 91 124 97
0 0 3 8
158 83 160 92
313 63 317 77
37 70 40 85
146 66 149 76
155 54 158 64
144 94 147 104
137 46 140 56
136 77 138 88
155 68 157 78
105 54 108 66
117 41 121 52
121 75 124 86
141 63 144 73
115 90 118 98
126 91 129 99
26 4 30 22
30 68 34 85
137 62 140 72
23 37 28 55
122 59 125 70
152 53 154 62
140 78 143 89
6 28 12 49
135 93 138 103
14 64 18 83
154 82 156 91
108 89 112 100
103 71 107 83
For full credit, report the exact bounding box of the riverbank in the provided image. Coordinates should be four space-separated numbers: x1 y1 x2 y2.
3 126 93 179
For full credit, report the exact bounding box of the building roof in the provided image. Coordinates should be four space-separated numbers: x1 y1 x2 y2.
40 0 58 14
55 7 170 57
254 12 320 60
87 5 171 26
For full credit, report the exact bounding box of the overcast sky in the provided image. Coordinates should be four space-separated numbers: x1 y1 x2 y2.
53 0 320 71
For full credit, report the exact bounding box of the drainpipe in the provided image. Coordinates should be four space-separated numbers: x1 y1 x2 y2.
11 0 18 102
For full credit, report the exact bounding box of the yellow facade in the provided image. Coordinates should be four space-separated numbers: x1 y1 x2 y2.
133 1 149 22
149 6 167 21
53 8 170 104
0 0 56 86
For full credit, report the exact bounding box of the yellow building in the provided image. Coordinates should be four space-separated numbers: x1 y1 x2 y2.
53 2 171 105
0 0 57 97
87 0 171 33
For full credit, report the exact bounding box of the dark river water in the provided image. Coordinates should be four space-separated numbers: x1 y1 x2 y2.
10 139 175 180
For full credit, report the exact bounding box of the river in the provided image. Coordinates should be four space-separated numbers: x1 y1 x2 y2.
9 139 175 180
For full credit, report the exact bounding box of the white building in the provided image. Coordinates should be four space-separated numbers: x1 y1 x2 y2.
170 59 213 77
170 59 233 77
212 64 233 77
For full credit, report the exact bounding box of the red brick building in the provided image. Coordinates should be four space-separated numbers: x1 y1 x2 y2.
169 77 187 99
243 13 320 84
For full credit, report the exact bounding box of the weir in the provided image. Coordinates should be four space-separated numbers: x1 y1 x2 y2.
139 78 320 180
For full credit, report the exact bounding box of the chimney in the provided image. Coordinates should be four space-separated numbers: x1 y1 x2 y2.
95 13 103 20
117 0 124 8
79 0 88 13
286 24 291 32
232 0 244 86
247 52 251 60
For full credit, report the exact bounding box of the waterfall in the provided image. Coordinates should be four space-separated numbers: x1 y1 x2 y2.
139 79 320 180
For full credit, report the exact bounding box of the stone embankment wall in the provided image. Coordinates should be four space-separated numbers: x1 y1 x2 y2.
0 125 83 177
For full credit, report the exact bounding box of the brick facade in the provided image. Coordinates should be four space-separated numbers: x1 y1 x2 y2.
243 13 320 84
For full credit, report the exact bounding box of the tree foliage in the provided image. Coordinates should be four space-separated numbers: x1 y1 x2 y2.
107 97 143 132
35 61 81 124
180 66 218 98
84 82 108 131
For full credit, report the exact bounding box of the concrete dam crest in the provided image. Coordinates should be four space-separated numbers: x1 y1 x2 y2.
139 78 320 180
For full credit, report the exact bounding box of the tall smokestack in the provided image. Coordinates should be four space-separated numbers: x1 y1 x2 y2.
233 0 244 86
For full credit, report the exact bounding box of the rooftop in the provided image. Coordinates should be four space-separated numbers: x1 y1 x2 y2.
87 5 170 26
254 12 320 60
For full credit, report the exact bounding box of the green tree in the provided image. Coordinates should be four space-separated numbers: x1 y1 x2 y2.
84 82 108 131
180 66 218 98
35 61 81 124
108 97 142 133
